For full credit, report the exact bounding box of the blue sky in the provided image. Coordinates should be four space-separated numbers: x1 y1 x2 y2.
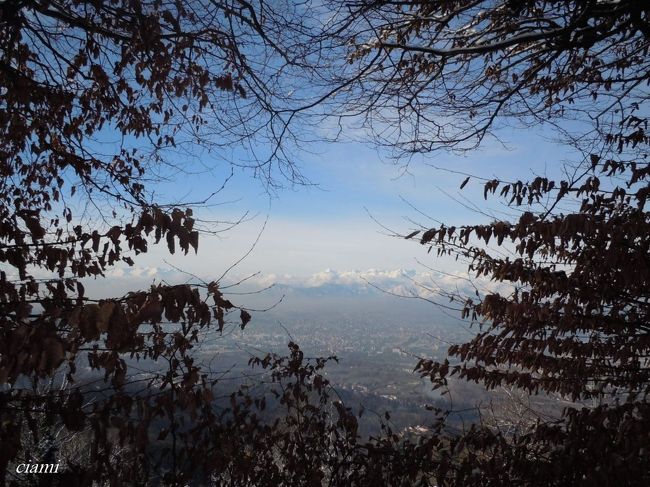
106 122 569 292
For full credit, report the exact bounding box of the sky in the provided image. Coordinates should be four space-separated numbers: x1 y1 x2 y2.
91 122 572 297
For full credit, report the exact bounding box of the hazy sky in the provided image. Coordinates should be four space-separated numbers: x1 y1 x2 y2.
95 123 570 295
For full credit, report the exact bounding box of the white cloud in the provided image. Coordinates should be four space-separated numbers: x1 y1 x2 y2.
227 267 511 299
83 261 515 301
105 266 159 279
107 268 125 278
130 266 158 278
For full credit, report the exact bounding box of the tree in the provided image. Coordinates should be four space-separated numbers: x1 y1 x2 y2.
332 0 649 157
334 0 650 483
3 0 650 484
0 1 333 484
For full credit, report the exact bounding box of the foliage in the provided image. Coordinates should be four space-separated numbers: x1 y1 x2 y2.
3 0 650 485
338 0 650 484
0 0 329 484
334 0 649 156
